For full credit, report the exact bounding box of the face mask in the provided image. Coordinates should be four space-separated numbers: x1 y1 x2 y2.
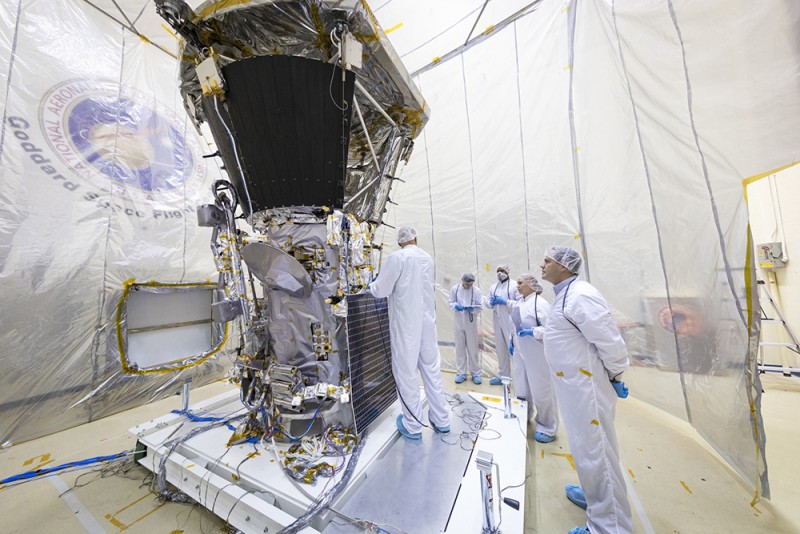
497 272 508 282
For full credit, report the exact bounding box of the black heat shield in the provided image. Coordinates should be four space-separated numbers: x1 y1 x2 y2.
202 55 355 216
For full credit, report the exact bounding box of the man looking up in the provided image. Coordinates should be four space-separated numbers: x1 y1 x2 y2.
540 246 632 534
369 226 451 440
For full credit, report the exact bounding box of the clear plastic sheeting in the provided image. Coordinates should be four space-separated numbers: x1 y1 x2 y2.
0 0 231 445
372 0 541 76
381 0 800 497
0 0 796 503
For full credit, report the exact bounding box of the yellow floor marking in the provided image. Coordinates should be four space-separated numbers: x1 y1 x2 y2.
105 499 165 531
680 481 693 494
628 469 635 479
551 452 576 470
23 453 51 466
105 515 127 530
110 493 151 516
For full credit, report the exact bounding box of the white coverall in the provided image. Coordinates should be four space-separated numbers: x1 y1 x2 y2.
484 280 522 383
449 283 483 377
368 245 450 434
511 293 559 435
543 278 632 534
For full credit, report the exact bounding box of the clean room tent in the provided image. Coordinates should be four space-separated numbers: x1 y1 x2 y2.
0 0 231 444
375 0 800 499
2 0 800 501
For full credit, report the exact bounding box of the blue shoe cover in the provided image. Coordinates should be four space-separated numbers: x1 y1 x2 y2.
455 374 466 384
489 377 503 386
472 375 483 385
396 415 421 440
534 432 556 443
568 526 590 534
565 484 587 510
428 414 450 434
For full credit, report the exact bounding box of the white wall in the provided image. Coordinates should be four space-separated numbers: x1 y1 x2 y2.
748 164 800 370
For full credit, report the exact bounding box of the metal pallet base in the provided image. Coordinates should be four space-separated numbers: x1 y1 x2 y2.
131 389 528 533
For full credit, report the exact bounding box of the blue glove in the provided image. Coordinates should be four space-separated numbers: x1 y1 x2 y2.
491 295 508 306
454 304 465 312
508 339 515 356
465 306 474 313
611 380 629 399
517 328 534 337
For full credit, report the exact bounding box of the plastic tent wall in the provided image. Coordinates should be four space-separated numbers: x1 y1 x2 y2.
0 0 231 446
1 0 798 499
374 0 800 497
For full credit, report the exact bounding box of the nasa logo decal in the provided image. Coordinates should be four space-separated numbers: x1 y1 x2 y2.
39 79 205 200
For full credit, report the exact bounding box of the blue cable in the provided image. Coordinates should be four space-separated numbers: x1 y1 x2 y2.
171 409 237 431
1 452 128 485
278 403 322 442
1 461 130 490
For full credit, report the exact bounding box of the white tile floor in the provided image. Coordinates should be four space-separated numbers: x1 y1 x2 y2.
1 372 798 533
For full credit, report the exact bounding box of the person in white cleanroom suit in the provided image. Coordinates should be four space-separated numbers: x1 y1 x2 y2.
540 246 632 534
484 264 522 386
449 273 484 385
368 226 451 440
510 273 559 443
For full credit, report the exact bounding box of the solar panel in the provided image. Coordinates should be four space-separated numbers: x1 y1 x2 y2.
346 293 397 434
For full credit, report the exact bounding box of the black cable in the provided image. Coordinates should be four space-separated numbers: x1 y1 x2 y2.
491 277 512 300
467 285 475 323
561 278 582 332
454 284 476 322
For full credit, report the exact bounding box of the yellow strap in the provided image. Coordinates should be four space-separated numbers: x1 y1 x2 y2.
741 159 800 203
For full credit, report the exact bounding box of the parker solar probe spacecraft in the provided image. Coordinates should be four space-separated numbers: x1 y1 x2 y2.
155 0 426 454
130 4 528 532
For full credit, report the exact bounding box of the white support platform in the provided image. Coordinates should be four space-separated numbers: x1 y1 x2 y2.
444 392 528 534
130 388 528 533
